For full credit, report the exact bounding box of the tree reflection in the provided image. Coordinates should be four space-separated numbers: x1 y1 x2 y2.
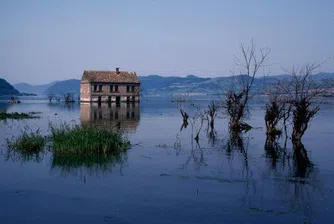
178 116 208 171
264 137 314 179
291 140 313 179
180 137 207 171
264 136 288 171
207 127 217 147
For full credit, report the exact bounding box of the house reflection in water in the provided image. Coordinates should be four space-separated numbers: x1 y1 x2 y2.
80 103 140 132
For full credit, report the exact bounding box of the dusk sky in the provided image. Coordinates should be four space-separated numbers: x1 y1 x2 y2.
1 0 334 85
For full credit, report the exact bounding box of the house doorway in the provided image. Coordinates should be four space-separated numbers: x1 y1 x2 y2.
98 96 102 105
116 96 120 106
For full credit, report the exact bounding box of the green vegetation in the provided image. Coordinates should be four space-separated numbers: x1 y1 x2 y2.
0 111 41 120
4 123 130 165
6 129 46 153
49 123 130 155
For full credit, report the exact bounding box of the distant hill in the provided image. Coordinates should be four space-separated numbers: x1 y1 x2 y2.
15 72 334 97
0 78 20 96
44 79 80 95
14 81 58 95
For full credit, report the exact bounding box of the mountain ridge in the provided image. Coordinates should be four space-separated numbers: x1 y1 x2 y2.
0 78 20 96
11 72 334 96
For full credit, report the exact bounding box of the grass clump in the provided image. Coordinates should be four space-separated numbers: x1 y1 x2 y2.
0 111 41 120
49 123 130 155
6 128 46 153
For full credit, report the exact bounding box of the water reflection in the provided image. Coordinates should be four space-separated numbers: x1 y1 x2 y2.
50 151 128 181
291 141 314 179
80 103 140 132
264 137 315 180
262 136 323 217
264 136 287 171
1 148 44 163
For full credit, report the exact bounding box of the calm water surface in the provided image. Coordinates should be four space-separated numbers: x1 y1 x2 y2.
0 97 334 223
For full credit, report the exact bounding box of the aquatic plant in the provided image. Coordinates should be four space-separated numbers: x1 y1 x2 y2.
0 111 41 120
6 128 46 153
49 123 130 155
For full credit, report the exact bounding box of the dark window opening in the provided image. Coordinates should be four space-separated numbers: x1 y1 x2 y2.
115 111 118 119
131 112 135 118
93 111 97 120
98 110 102 119
93 85 97 92
126 112 130 119
131 86 135 92
98 85 103 92
127 86 130 92
110 85 113 92
115 86 118 92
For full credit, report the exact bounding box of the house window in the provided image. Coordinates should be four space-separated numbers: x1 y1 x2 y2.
93 85 97 92
115 86 118 92
127 86 130 92
98 85 103 92
131 86 135 92
110 85 113 92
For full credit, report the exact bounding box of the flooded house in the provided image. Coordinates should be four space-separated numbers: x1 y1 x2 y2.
80 68 140 104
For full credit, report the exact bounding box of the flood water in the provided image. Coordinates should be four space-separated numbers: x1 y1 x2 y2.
1 97 334 223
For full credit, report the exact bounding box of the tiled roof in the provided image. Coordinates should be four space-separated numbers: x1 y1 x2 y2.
81 70 140 83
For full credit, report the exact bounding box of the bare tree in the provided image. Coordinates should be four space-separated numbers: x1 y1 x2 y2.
280 62 329 142
61 92 75 103
222 39 270 132
48 92 55 102
206 101 219 129
263 81 288 138
55 96 61 103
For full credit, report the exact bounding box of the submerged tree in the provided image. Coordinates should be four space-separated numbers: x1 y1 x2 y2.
263 81 289 139
206 101 219 129
62 92 76 103
265 95 285 137
280 62 329 142
48 92 55 102
222 39 270 132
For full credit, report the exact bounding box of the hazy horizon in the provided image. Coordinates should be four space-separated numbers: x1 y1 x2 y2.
1 0 334 85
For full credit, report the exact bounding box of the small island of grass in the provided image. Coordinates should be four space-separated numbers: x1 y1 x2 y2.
5 123 130 160
0 111 41 120
49 124 130 155
6 130 46 153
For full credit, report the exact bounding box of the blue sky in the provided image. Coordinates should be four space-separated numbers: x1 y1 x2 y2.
1 0 333 84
